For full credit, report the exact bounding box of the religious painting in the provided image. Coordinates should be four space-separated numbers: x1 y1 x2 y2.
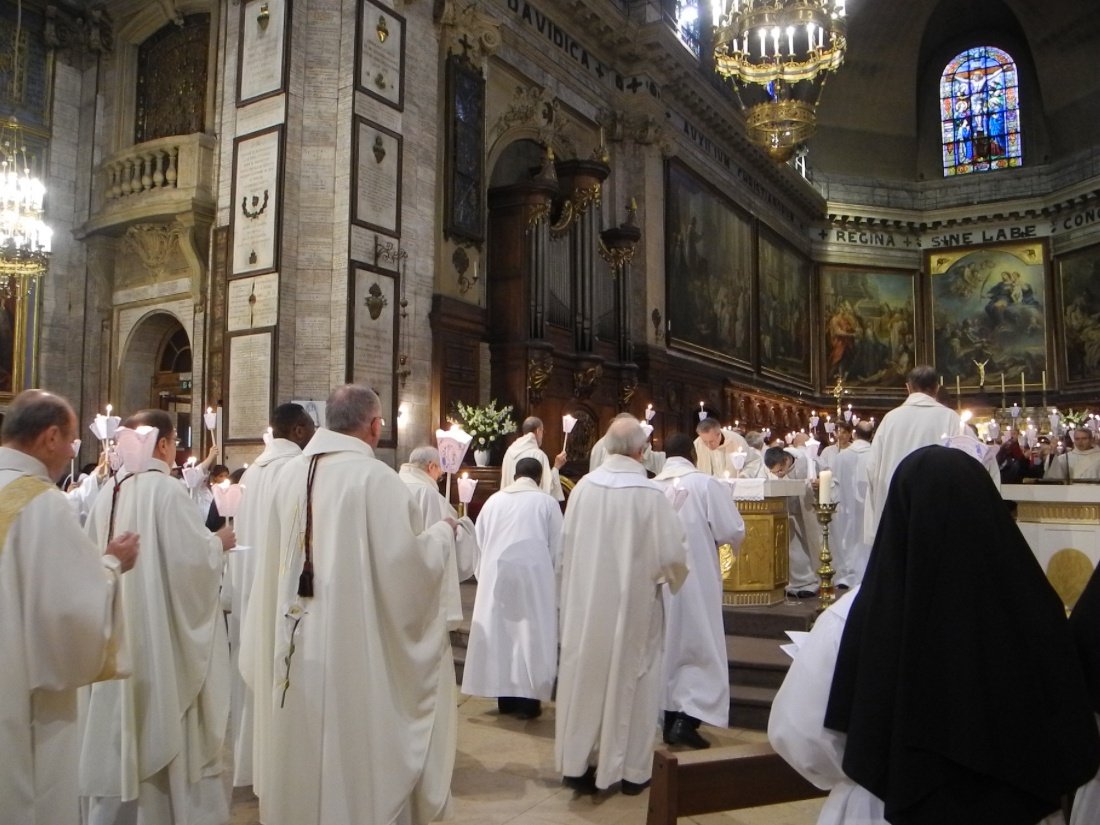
230 126 283 277
347 264 399 448
821 267 916 391
356 0 406 110
665 159 753 368
1057 242 1100 386
928 241 1048 386
758 227 812 385
237 0 290 106
0 281 20 398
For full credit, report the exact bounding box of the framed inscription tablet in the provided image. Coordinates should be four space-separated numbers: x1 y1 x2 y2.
237 0 290 106
230 126 283 277
356 0 405 110
226 331 273 441
227 273 279 332
347 264 399 448
352 117 402 237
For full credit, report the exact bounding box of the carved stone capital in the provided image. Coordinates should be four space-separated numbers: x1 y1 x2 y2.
124 222 182 277
436 0 501 63
45 2 113 56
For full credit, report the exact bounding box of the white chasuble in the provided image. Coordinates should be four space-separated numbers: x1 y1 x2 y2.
262 429 456 825
461 477 564 701
0 447 123 825
555 455 688 789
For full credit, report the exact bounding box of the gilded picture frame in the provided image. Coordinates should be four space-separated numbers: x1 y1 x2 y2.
821 266 917 393
1056 242 1100 387
664 158 754 368
758 225 813 386
928 241 1049 385
0 277 36 401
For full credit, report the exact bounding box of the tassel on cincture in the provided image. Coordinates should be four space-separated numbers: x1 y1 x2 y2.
297 565 314 598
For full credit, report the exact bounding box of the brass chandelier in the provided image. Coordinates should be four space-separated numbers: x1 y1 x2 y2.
713 0 848 161
0 119 51 296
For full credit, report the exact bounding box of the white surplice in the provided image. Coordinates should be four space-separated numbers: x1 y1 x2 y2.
1045 447 1100 481
461 476 563 701
817 443 844 472
588 436 665 474
555 455 688 789
501 432 564 500
694 429 760 479
398 463 477 627
863 393 961 544
79 459 230 825
767 587 886 825
830 439 873 588
781 449 821 592
232 437 301 800
0 447 123 825
1071 717 1100 825
654 457 745 726
67 471 105 526
260 429 456 825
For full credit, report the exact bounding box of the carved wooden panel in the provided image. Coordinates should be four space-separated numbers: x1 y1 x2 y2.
135 14 209 143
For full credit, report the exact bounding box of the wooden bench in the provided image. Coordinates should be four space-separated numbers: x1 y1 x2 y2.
646 743 828 825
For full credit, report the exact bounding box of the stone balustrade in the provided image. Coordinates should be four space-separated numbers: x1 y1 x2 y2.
84 133 216 236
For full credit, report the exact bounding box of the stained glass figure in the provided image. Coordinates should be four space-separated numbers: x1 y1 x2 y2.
941 46 1022 176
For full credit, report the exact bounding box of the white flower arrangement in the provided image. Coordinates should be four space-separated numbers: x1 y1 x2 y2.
452 399 517 448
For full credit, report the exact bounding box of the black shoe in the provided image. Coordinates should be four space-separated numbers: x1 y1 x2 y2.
497 697 517 715
662 710 678 743
563 766 597 794
514 699 541 719
665 717 711 750
786 589 818 599
836 583 850 592
620 779 651 796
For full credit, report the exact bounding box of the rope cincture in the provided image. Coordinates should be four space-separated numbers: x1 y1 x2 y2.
299 454 323 598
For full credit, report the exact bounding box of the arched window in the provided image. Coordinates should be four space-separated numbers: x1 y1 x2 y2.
940 46 1022 176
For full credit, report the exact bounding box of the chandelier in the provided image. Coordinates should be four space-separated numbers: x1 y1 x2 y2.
1 118 51 295
713 0 847 162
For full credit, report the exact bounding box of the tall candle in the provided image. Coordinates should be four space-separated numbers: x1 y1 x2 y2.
1042 370 1047 394
956 375 961 399
818 469 834 505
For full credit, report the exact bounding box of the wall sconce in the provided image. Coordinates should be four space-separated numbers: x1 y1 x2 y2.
257 2 270 30
651 307 662 341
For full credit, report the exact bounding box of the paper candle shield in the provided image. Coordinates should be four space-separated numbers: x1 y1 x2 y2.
212 480 244 517
90 413 122 442
203 410 218 431
114 425 158 473
457 475 478 504
436 426 473 475
729 451 747 471
71 438 82 458
181 466 205 490
663 485 689 512
262 427 274 446
562 413 578 434
639 422 654 440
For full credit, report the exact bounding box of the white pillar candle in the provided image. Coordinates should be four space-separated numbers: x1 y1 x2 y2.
818 469 833 505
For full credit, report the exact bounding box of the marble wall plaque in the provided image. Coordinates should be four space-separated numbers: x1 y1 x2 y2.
231 127 282 276
352 117 402 236
356 0 405 110
227 273 279 331
238 0 289 105
349 265 397 446
227 332 273 440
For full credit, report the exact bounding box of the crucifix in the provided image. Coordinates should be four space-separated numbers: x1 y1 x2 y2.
972 358 989 388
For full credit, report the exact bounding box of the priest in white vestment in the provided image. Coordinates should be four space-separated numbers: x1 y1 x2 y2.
0 390 139 825
555 418 688 795
1069 564 1100 825
462 457 563 719
79 409 235 825
654 434 745 749
502 416 566 500
695 417 759 478
863 365 960 544
67 453 108 525
1045 427 1100 481
259 385 459 825
830 422 873 588
232 403 315 805
589 412 666 473
764 446 820 597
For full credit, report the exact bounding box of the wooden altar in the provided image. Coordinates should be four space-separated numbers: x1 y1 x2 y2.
722 479 806 607
1001 483 1100 609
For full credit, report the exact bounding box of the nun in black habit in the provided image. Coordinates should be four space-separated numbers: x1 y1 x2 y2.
822 445 1099 825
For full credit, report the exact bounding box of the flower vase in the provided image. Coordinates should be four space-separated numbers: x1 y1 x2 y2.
474 448 492 467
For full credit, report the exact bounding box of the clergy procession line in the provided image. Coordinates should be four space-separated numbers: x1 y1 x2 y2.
2 364 1100 825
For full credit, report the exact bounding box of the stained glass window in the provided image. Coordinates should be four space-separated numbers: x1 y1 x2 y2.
940 47 1022 176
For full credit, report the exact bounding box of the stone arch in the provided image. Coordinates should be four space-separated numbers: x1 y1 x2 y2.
118 310 188 417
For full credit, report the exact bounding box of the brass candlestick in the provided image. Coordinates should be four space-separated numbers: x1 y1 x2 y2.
814 501 839 610
457 501 467 519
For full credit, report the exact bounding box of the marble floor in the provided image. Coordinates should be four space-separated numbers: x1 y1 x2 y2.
229 694 824 824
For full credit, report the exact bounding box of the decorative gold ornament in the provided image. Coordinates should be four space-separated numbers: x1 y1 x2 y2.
372 136 386 164
364 282 388 319
377 15 389 43
257 2 270 31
